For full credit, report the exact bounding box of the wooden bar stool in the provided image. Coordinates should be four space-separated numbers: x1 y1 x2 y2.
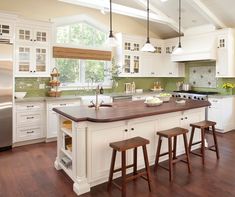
107 137 151 197
189 120 220 165
154 127 191 182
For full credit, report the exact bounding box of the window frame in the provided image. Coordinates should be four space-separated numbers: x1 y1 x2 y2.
51 14 112 90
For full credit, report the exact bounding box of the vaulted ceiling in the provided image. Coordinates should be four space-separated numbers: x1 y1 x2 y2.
59 0 235 38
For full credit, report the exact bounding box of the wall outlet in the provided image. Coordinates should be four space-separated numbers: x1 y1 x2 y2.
39 84 45 89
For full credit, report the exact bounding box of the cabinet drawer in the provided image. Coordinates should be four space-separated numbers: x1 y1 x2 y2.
208 98 222 109
16 111 42 126
16 102 44 111
16 126 42 142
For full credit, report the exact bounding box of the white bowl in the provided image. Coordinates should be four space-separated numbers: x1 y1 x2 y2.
15 92 27 99
144 100 163 107
158 96 171 102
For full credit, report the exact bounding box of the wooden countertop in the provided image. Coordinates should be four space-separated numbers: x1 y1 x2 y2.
53 98 210 123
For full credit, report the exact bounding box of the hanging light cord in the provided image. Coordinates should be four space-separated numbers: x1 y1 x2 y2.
109 0 113 37
178 0 182 48
146 0 150 43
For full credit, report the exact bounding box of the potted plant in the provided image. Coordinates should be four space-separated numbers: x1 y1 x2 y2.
222 82 235 95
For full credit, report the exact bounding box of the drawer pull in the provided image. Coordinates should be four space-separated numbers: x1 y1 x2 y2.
27 105 34 108
26 116 34 119
27 131 34 134
60 104 67 106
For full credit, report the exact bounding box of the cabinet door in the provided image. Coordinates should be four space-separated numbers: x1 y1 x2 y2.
208 107 223 130
128 120 156 166
216 35 228 77
47 110 59 138
89 125 125 180
16 27 33 42
15 45 33 74
34 47 48 73
34 29 49 44
0 22 12 38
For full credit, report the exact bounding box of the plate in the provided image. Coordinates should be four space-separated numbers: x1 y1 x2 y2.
144 100 163 107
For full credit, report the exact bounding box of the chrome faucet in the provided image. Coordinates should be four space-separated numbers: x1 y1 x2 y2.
90 85 104 110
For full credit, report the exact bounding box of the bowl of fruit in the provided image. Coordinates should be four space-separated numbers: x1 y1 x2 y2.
144 97 163 107
158 93 172 102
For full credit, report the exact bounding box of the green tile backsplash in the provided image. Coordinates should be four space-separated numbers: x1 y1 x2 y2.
15 62 235 97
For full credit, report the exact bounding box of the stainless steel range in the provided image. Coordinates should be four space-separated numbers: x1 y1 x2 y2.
172 90 219 101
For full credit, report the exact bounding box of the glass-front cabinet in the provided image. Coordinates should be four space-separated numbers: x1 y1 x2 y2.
15 45 49 77
0 20 13 39
115 33 143 77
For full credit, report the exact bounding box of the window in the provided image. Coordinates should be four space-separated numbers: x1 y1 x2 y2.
56 58 111 87
56 22 107 48
55 19 112 89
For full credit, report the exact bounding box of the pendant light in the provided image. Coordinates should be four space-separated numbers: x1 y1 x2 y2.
105 0 118 47
172 0 183 55
141 0 155 52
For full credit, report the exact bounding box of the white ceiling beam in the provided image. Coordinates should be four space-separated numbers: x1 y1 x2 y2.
58 0 179 32
133 0 182 33
185 0 226 28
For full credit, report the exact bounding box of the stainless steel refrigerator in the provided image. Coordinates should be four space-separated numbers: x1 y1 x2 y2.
0 42 13 151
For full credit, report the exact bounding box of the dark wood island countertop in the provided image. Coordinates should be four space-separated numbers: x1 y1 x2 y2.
53 98 210 123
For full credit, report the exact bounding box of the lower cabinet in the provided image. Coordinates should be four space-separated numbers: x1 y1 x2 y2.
88 108 205 184
15 102 45 143
46 100 81 139
208 97 235 132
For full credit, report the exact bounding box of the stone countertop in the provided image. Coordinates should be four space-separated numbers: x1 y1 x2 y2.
53 98 210 123
14 91 166 103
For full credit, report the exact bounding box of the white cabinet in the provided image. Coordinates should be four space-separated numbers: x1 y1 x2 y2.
115 33 145 77
15 102 45 143
0 20 13 40
15 45 49 76
216 29 235 77
208 97 235 132
163 38 185 77
46 100 81 139
15 20 51 77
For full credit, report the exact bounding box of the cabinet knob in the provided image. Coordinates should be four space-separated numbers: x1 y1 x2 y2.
0 33 2 35
131 128 134 131
124 129 128 132
30 39 33 41
33 71 36 73
34 39 36 42
217 72 220 74
30 71 32 73
185 117 188 120
181 118 184 120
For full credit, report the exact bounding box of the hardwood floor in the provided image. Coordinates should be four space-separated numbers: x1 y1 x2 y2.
1 131 235 197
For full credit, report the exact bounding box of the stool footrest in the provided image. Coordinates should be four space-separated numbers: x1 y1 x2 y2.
113 164 134 173
191 141 202 146
158 164 169 171
159 151 174 157
112 182 122 191
126 171 146 182
191 151 203 157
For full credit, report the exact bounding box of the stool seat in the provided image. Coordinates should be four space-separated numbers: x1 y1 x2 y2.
190 120 216 129
110 137 149 152
157 127 188 138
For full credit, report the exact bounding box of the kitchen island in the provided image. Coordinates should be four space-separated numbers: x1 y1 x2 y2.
53 98 210 196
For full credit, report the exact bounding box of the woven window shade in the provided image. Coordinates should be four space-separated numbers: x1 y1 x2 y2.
53 46 112 61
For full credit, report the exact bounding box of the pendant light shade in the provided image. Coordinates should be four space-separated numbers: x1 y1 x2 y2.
105 0 118 47
141 0 155 52
172 0 183 55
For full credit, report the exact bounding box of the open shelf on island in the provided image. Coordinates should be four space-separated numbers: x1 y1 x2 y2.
61 127 72 137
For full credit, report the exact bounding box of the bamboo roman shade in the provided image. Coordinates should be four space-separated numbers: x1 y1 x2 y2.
53 46 112 61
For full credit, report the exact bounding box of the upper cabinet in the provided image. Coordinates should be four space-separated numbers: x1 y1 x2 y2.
216 28 235 78
115 33 185 78
0 20 13 40
15 20 52 77
115 33 144 77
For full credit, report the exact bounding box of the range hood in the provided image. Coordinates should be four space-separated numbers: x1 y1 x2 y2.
171 33 217 62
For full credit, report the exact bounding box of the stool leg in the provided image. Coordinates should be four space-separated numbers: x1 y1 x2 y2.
121 151 127 197
212 125 220 159
168 137 173 182
142 145 152 192
133 147 137 175
173 136 177 160
154 136 162 172
107 149 117 191
183 133 191 173
201 128 205 165
189 126 195 153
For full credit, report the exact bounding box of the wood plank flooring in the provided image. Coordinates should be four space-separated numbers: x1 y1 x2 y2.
0 131 235 197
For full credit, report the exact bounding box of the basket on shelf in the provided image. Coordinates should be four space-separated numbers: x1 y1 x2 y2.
48 67 62 97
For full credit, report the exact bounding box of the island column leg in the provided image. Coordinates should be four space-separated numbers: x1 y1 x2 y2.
73 122 90 196
54 114 62 170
